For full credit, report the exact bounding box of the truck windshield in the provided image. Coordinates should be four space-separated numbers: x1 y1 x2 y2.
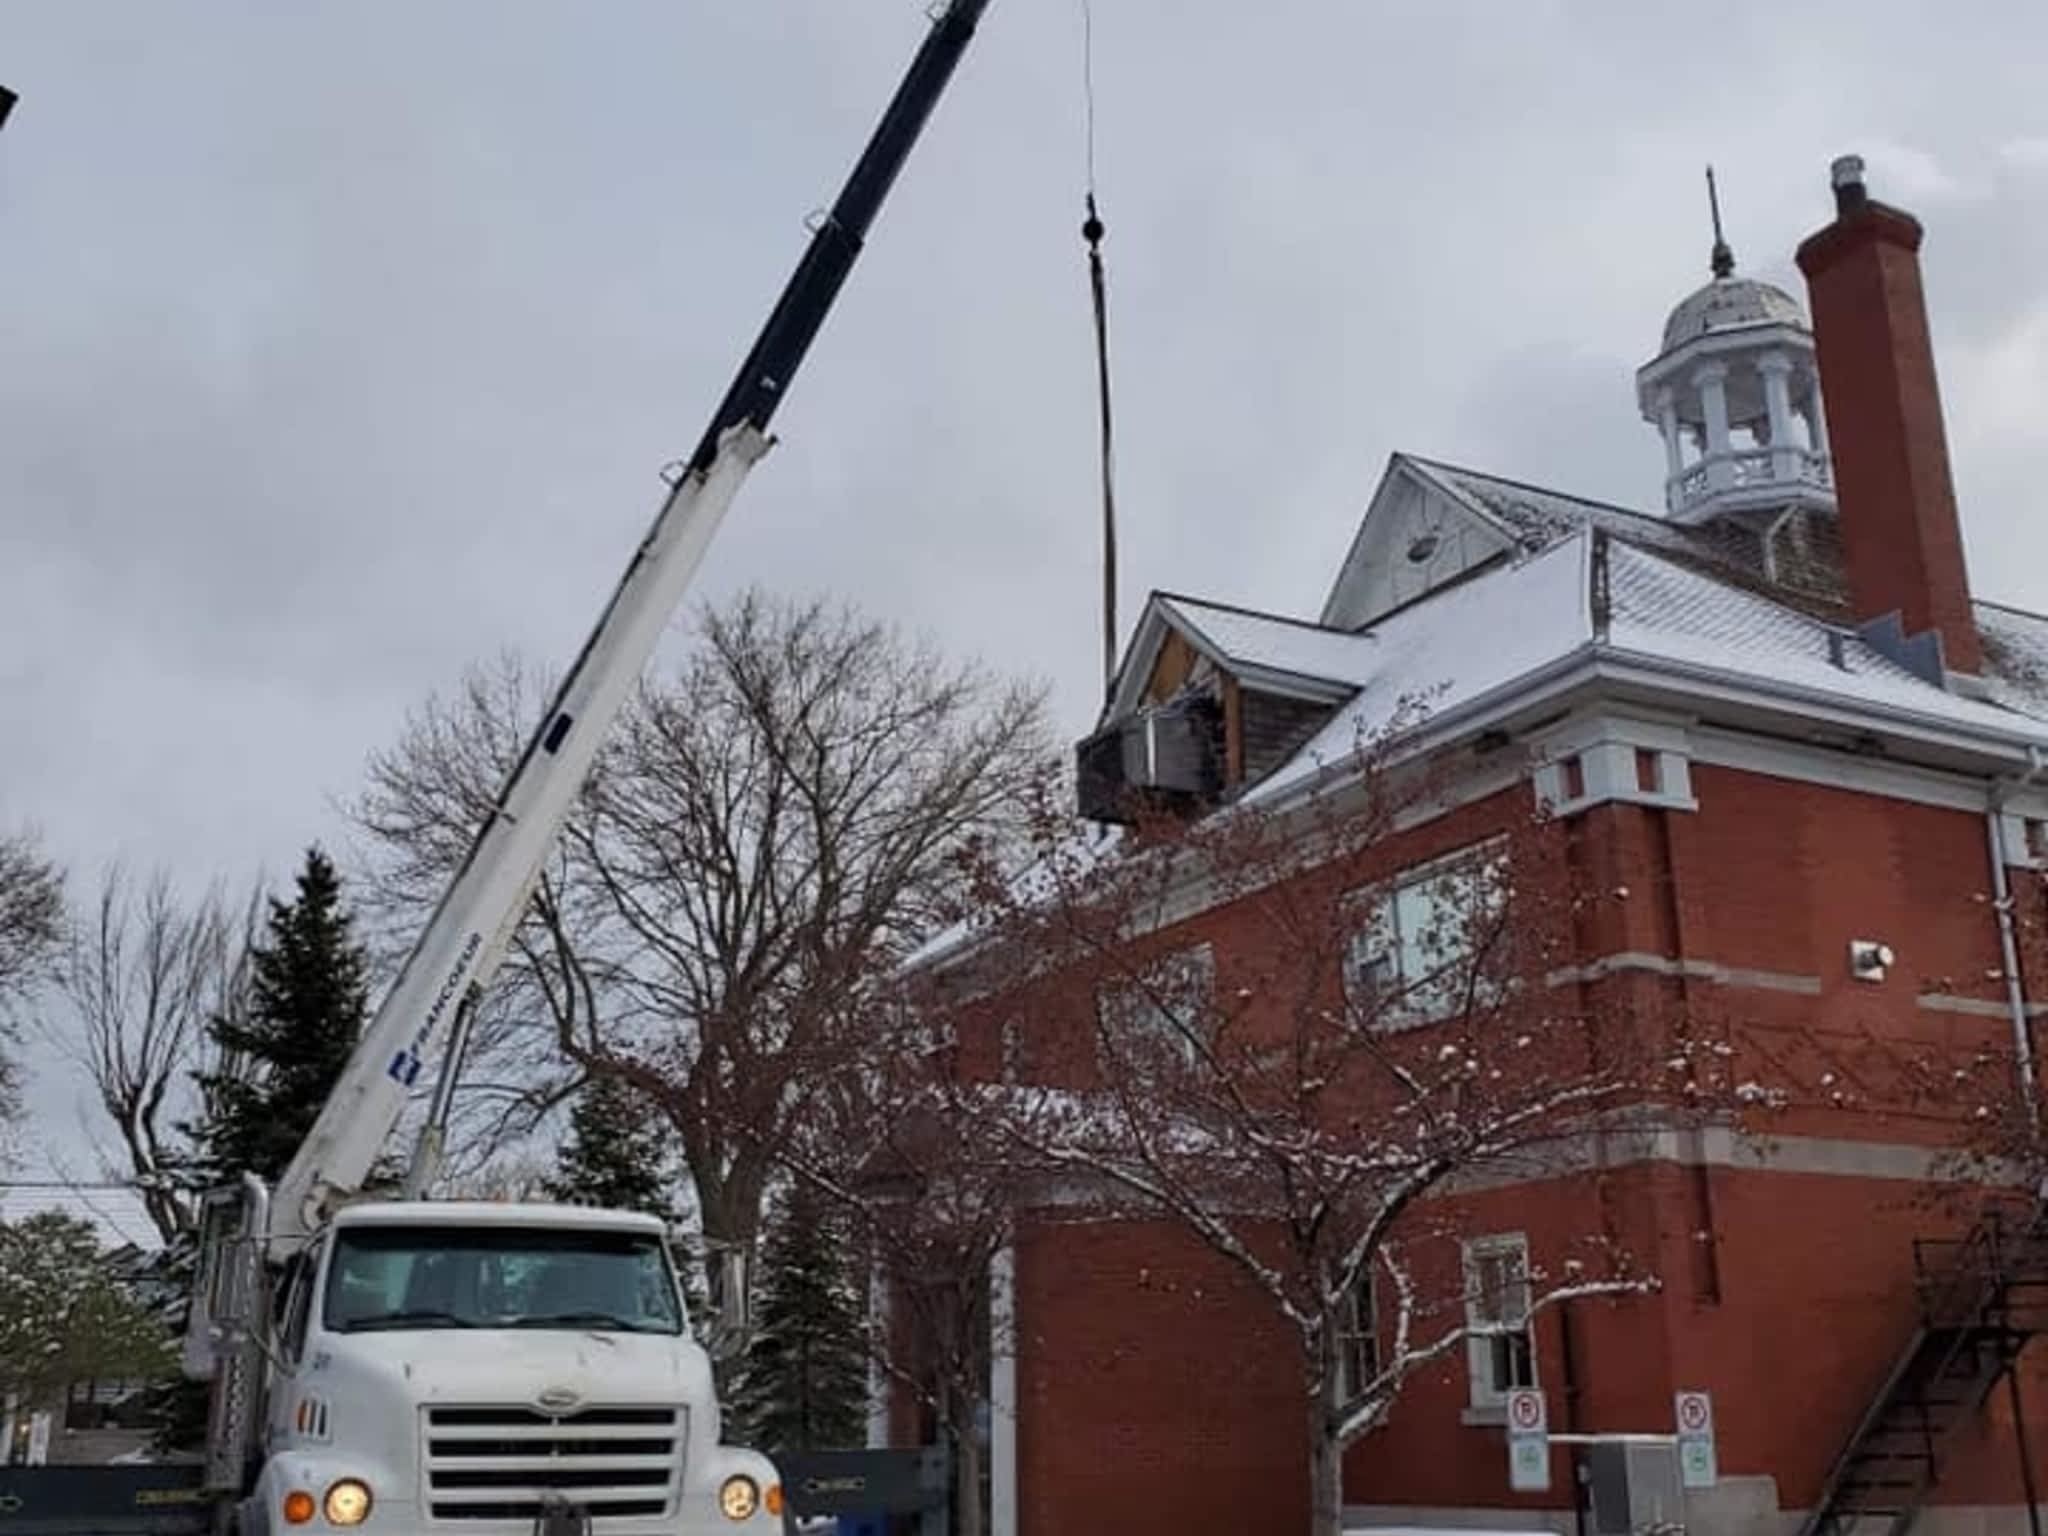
324 1225 683 1335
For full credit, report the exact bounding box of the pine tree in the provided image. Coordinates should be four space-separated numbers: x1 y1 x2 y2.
725 1186 868 1455
132 1237 211 1452
186 847 368 1186
543 1073 677 1219
542 1077 720 1344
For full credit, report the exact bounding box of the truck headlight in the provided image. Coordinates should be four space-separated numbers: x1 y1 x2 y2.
324 1480 373 1527
718 1475 759 1520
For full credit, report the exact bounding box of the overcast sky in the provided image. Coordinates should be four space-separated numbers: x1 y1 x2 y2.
5 1 2047 1229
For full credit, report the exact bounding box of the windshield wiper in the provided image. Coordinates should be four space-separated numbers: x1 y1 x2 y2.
511 1311 664 1333
345 1308 477 1332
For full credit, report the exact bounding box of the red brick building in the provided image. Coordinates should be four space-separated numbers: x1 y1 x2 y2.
891 157 2048 1536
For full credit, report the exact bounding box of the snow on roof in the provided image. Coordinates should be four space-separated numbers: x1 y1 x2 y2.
1660 272 1809 353
901 822 1127 974
1975 600 2048 727
1192 532 2048 813
1414 456 1700 554
1159 596 1373 689
1243 534 1596 804
909 506 2048 975
1408 456 1845 609
1604 542 2044 739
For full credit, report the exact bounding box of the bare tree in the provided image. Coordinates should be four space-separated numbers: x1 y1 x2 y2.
0 826 64 1002
0 826 65 1127
914 744 1753 1536
53 866 258 1243
774 1036 1043 1536
350 592 1052 1294
573 591 1048 1276
350 651 597 1166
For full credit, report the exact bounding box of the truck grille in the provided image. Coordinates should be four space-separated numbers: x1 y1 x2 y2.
422 1405 684 1524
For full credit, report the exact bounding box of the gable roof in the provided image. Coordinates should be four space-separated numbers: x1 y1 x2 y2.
1246 534 1594 804
1158 596 1373 691
1316 455 1521 630
1402 456 1847 613
1105 453 2048 810
1247 531 2048 809
1102 593 1361 723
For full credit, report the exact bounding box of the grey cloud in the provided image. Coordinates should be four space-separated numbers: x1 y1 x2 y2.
4 0 2044 1180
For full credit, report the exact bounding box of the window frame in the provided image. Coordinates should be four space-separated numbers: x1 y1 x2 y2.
279 1241 322 1364
1096 942 1216 1069
1342 839 1507 1029
282 1253 321 1368
1334 1265 1380 1407
1462 1232 1536 1410
320 1224 684 1336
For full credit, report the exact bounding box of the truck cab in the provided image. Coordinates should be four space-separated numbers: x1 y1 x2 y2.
239 1202 781 1536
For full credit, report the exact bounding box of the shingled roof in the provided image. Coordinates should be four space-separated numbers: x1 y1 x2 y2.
1108 454 2048 809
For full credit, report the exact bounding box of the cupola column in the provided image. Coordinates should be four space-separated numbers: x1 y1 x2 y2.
1759 351 1798 479
1694 361 1732 490
1656 389 1684 510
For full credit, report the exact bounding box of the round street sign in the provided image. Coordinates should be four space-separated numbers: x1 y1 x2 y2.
1508 1389 1545 1432
1677 1392 1711 1433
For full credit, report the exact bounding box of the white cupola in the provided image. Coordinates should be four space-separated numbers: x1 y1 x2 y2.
1635 172 1836 525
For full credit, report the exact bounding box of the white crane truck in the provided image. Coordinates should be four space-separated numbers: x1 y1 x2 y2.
179 6 992 1533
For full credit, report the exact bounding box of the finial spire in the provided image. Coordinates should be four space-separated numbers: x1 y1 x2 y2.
1706 165 1735 279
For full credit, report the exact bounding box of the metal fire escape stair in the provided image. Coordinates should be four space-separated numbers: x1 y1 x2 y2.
1799 1202 2048 1536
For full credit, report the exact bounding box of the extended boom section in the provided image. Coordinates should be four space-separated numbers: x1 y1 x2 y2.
268 0 993 1244
174 9 999 1532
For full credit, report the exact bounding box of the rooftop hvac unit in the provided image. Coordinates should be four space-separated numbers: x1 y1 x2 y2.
1075 695 1223 822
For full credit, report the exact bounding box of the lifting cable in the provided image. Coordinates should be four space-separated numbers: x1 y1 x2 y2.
1080 0 1119 697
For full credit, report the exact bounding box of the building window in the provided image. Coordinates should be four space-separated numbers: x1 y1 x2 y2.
1098 944 1215 1068
1343 842 1505 1026
1335 1268 1379 1405
1635 748 1661 793
1464 1234 1535 1408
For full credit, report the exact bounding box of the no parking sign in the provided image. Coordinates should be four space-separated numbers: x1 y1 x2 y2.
1675 1390 1717 1488
1506 1389 1549 1492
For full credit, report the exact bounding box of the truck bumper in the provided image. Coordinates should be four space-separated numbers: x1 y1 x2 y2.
246 1446 786 1536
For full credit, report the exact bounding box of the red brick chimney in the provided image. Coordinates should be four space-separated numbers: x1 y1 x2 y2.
1796 154 1980 674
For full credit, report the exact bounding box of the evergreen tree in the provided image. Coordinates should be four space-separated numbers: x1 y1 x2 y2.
186 847 368 1186
543 1073 677 1218
0 1213 175 1412
131 1238 211 1452
542 1076 721 1346
725 1187 868 1455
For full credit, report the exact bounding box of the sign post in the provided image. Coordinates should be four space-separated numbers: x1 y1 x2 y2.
1505 1388 1550 1493
1675 1390 1717 1488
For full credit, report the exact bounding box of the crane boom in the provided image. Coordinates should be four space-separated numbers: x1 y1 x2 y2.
270 0 993 1243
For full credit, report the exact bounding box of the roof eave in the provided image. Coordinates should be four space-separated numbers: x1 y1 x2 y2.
1588 651 2048 771
1249 640 2048 817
